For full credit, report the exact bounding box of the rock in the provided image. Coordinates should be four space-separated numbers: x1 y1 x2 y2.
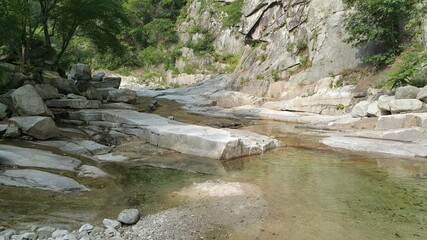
366 102 382 117
118 209 140 225
90 77 121 89
3 124 20 138
78 224 93 233
66 93 86 100
417 85 427 103
95 153 129 162
0 229 15 240
377 95 395 112
107 89 137 103
415 113 427 128
52 230 69 239
63 233 78 240
0 170 89 192
21 232 36 240
395 86 420 99
208 90 262 108
349 128 427 142
83 87 103 100
376 114 419 130
78 165 109 178
69 63 91 80
0 124 7 134
0 145 81 171
388 99 423 114
101 102 138 111
351 100 370 118
45 99 101 109
34 84 63 100
36 226 56 239
11 85 53 117
42 70 75 94
10 116 60 140
103 219 122 230
92 72 105 81
74 140 110 155
0 103 8 119
104 228 118 238
95 87 116 99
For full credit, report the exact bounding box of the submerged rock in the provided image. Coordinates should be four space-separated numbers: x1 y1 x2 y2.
78 165 109 178
0 170 89 192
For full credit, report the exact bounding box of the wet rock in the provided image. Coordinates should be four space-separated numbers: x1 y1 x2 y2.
101 102 138 111
46 99 101 109
3 124 20 138
351 100 370 118
395 86 420 99
103 219 121 230
36 226 56 239
10 116 60 140
78 165 109 178
52 229 69 239
66 93 86 100
417 85 427 103
69 63 91 81
0 170 89 192
78 224 93 233
0 145 81 171
11 85 53 117
388 99 423 114
0 103 8 119
42 70 75 95
118 209 140 225
107 89 137 103
34 84 63 100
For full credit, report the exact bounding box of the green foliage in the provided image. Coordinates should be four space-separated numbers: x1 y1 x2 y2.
386 45 427 88
185 31 215 56
271 68 280 82
336 103 345 111
343 0 422 66
257 54 267 63
296 39 308 54
139 46 168 66
286 43 294 53
143 18 179 46
222 0 243 28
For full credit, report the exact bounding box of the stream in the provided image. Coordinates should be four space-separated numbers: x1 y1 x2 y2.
0 99 427 239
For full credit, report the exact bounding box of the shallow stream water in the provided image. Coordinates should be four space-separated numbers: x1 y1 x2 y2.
1 100 427 239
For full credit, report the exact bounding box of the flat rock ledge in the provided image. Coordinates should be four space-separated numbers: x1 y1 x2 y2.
69 109 279 159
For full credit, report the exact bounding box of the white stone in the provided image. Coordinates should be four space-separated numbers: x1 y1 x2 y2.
367 102 381 117
388 99 423 114
351 100 370 118
78 224 94 233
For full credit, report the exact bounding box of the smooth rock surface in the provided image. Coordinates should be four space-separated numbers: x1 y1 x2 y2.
118 209 140 225
10 116 60 140
78 165 109 178
376 114 419 130
11 85 53 117
395 86 420 99
0 145 81 171
0 170 89 192
209 90 262 108
388 99 423 114
367 102 382 117
3 124 20 138
377 95 395 112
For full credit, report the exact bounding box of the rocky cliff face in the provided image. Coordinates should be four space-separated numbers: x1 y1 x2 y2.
177 0 362 98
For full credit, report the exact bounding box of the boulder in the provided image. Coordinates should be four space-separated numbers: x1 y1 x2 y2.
3 124 20 138
11 85 53 117
34 84 63 100
395 86 420 99
417 85 427 103
351 101 370 118
10 116 60 140
107 89 137 103
83 87 103 100
90 77 122 89
92 72 105 81
376 114 419 130
46 99 101 109
36 226 56 239
42 70 75 94
377 95 395 112
69 63 91 80
103 219 122 230
388 99 423 114
0 144 81 171
78 165 109 178
366 102 381 117
0 170 89 192
52 229 70 238
78 224 94 233
0 124 7 134
118 209 140 225
0 103 8 119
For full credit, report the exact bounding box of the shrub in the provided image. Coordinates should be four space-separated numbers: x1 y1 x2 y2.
222 0 243 28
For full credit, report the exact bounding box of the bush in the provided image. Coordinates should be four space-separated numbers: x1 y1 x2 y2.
139 46 167 66
222 0 243 28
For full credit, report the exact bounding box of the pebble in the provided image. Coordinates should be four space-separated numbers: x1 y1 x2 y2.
78 224 94 233
117 209 140 225
36 226 56 239
52 229 69 238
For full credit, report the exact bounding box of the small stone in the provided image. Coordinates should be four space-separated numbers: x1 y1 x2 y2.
78 224 94 233
104 228 117 238
21 232 36 240
168 116 175 120
36 226 56 239
117 209 140 225
51 229 69 238
63 233 77 240
103 219 122 230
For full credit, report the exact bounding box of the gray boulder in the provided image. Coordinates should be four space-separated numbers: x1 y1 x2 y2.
103 219 122 230
395 86 420 99
11 85 53 117
10 116 60 140
366 102 382 117
3 124 20 138
107 89 137 103
0 169 89 192
417 85 427 103
0 103 8 119
36 226 56 239
69 63 91 80
351 101 370 118
34 84 63 100
90 77 122 89
52 229 70 238
388 99 423 114
42 70 75 94
118 209 140 225
377 95 395 112
0 124 7 134
0 229 15 240
46 99 101 109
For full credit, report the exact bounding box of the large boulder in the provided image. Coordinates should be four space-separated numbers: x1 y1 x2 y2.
351 101 370 118
417 85 427 103
0 169 89 192
10 116 60 140
395 86 420 99
42 70 75 94
69 63 91 80
34 84 63 100
11 84 53 117
0 102 8 119
388 99 423 114
107 89 137 103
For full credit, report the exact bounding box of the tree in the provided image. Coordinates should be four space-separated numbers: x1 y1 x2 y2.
343 0 421 66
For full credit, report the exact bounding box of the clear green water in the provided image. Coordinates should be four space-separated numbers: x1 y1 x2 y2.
1 140 427 239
